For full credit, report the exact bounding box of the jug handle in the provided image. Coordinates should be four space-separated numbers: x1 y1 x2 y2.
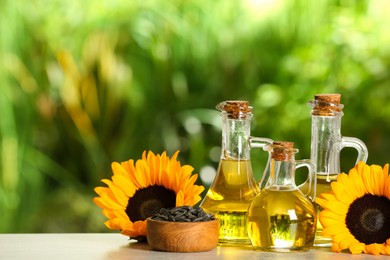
329 136 368 174
249 137 273 187
249 137 273 149
296 159 316 202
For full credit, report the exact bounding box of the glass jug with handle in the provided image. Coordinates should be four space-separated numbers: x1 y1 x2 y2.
308 94 368 247
247 141 317 252
200 100 273 246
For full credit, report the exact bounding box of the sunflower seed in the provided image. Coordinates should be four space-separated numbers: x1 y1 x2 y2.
151 206 215 222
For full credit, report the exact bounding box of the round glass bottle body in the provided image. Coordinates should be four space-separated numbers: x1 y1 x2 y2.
247 142 316 252
200 101 272 246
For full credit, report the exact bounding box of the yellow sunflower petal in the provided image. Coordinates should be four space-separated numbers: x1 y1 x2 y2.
385 174 390 199
331 242 342 252
364 243 384 255
152 155 161 184
173 167 186 190
102 208 115 217
104 218 123 230
382 164 389 177
111 162 129 177
349 241 365 254
182 177 203 192
359 163 376 195
93 197 110 209
101 179 128 207
336 173 350 185
122 159 142 188
111 174 136 197
369 164 386 196
322 200 348 215
134 160 148 188
319 215 343 228
315 192 338 210
323 225 349 237
180 164 193 179
192 195 203 205
383 247 390 255
339 235 358 251
320 192 337 202
355 161 370 177
115 208 131 222
94 187 124 210
185 194 202 206
176 190 184 206
318 210 345 228
120 221 137 236
331 181 354 204
380 165 390 198
348 167 369 198
142 150 148 160
319 209 345 220
171 150 180 163
192 184 205 197
181 173 197 192
131 220 147 236
348 170 369 199
94 186 110 196
382 240 390 255
382 164 390 198
332 230 355 244
146 151 157 185
158 169 167 189
314 196 327 207
337 173 364 200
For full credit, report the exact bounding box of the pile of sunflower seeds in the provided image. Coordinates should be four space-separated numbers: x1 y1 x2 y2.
151 206 215 222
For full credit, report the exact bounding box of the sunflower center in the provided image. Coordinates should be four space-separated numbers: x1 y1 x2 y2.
360 209 384 232
345 194 390 244
125 185 176 222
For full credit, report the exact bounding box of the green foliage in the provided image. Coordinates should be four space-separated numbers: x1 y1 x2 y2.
1 0 390 232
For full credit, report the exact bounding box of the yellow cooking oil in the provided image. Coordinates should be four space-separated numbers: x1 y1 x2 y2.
200 159 259 246
247 189 316 252
314 173 338 246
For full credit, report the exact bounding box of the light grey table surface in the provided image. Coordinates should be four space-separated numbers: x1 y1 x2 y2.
0 233 388 260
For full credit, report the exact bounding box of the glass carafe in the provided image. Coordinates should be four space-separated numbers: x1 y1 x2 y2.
308 94 368 247
247 141 316 252
200 100 273 246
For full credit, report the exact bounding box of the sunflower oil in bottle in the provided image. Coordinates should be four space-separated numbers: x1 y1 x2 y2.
200 100 272 246
247 190 316 251
201 159 257 244
308 94 368 247
247 142 317 252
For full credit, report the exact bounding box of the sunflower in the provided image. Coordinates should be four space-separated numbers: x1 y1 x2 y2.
315 161 390 255
93 150 204 240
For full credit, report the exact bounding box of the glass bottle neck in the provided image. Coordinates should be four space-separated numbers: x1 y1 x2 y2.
265 159 296 190
221 116 251 160
310 114 343 175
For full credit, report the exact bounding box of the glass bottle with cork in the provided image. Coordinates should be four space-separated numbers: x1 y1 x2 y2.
247 141 317 252
200 100 273 246
308 94 368 247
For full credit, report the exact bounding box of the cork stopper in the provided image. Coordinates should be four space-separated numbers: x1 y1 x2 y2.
315 94 341 104
216 100 252 119
271 141 297 161
310 94 344 116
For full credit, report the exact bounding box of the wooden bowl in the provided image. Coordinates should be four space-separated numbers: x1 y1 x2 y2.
146 218 219 252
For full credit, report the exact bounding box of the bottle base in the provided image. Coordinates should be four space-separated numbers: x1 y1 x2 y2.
218 238 252 247
313 239 332 247
251 246 311 253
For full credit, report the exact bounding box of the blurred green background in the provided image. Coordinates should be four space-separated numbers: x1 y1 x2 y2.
1 0 390 233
